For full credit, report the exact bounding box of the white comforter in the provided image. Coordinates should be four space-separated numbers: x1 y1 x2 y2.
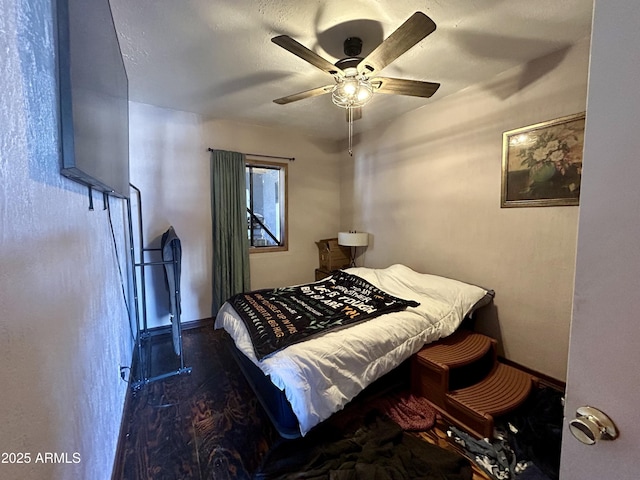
214 264 490 436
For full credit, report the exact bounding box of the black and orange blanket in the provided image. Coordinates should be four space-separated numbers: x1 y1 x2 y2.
228 271 419 360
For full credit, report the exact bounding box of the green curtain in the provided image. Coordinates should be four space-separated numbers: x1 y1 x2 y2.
210 149 250 315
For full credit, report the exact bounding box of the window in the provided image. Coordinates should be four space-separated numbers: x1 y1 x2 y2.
245 160 287 252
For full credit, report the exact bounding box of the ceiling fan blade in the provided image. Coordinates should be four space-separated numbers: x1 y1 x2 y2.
357 12 436 76
345 107 362 122
273 84 335 105
272 35 344 76
371 77 440 98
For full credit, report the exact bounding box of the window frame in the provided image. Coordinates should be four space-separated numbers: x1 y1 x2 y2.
245 159 288 253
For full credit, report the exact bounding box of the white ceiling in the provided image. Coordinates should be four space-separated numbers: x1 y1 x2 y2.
110 0 594 141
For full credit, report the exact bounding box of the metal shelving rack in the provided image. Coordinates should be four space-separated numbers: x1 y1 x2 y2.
127 184 191 389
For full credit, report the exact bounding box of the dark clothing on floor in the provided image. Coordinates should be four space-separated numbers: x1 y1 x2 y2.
448 386 563 480
255 413 472 480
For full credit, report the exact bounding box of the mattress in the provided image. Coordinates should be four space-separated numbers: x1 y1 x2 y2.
215 264 493 436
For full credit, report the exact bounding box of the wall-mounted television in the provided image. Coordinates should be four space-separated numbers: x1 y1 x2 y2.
56 0 129 198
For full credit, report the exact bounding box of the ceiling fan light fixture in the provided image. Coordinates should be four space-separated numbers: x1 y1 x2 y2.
343 78 358 96
270 12 441 155
331 76 373 108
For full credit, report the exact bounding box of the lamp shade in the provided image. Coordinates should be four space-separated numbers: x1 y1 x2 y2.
338 231 369 247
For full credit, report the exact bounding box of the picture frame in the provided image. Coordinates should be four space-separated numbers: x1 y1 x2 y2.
501 112 585 207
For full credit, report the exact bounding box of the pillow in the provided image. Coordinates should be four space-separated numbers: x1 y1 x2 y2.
345 264 494 319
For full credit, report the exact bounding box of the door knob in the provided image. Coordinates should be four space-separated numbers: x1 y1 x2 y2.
569 406 618 445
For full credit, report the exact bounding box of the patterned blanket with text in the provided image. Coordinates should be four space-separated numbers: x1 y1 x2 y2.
228 270 419 360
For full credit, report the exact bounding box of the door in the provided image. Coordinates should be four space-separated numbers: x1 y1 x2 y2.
560 0 640 478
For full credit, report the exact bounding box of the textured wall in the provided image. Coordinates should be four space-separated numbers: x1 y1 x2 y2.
128 106 343 328
203 119 344 291
128 102 210 328
341 38 591 381
0 1 132 478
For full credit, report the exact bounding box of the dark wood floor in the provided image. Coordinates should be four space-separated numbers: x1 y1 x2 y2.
113 325 279 479
112 325 527 479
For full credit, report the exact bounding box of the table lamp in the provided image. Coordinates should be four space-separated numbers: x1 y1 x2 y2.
338 231 369 267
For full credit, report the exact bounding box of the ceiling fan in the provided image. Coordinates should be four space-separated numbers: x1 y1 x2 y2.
271 11 441 126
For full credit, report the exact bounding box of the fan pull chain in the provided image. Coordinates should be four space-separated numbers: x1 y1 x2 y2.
348 107 353 156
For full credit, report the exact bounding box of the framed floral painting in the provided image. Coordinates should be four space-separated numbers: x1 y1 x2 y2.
501 112 585 207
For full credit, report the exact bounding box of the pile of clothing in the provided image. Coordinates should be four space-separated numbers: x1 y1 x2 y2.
256 412 473 480
447 386 564 480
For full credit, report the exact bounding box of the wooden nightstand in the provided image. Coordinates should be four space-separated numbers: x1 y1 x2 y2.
315 268 332 281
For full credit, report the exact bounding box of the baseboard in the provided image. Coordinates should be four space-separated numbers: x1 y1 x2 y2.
183 317 215 330
498 356 566 392
110 370 133 480
143 317 214 337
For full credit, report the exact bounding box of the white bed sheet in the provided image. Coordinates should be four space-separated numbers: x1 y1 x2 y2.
214 264 490 436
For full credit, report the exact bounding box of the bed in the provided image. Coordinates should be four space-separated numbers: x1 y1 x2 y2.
214 264 494 438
